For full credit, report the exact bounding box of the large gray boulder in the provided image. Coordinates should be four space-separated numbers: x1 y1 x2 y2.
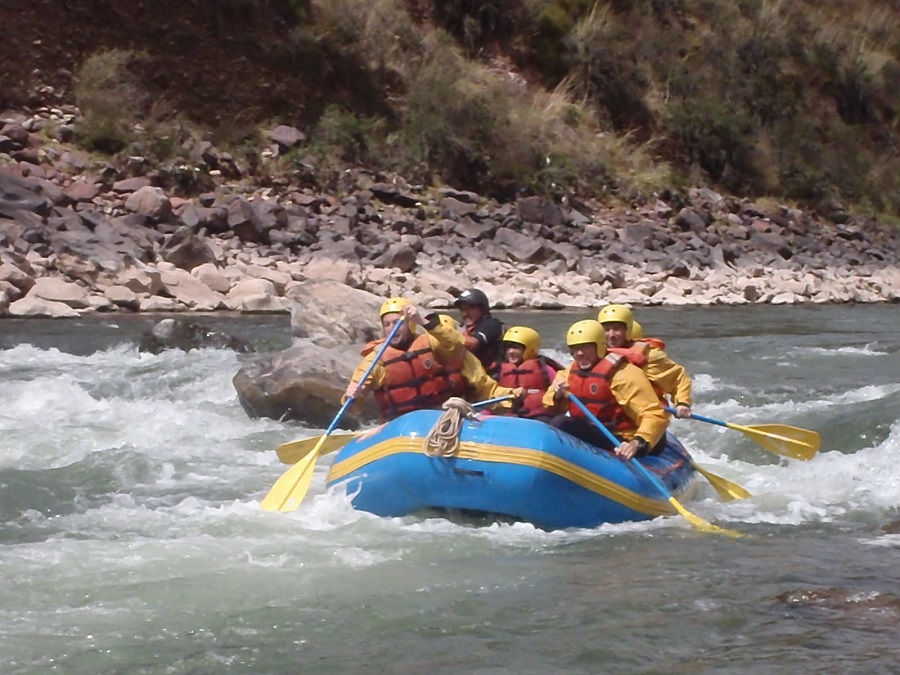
232 342 379 426
286 279 382 347
232 280 390 424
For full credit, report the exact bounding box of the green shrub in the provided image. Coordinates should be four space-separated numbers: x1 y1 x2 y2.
566 5 654 131
735 29 802 126
74 49 144 154
310 0 419 72
394 32 503 188
533 3 576 79
311 105 384 164
665 97 760 193
432 0 526 54
274 0 311 24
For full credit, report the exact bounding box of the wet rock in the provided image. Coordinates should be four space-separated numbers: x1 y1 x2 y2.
232 342 379 425
138 318 250 354
881 519 900 534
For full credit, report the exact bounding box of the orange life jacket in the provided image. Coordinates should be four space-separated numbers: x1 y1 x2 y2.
360 339 382 356
497 358 553 419
566 353 636 434
609 341 650 369
373 334 453 420
610 341 671 407
644 336 666 350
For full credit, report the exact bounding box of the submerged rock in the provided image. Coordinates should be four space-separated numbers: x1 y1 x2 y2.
139 318 250 354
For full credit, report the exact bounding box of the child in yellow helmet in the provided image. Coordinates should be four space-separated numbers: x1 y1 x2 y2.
495 326 559 422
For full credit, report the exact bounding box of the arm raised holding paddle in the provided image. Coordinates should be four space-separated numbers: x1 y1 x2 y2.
260 305 408 512
263 297 525 512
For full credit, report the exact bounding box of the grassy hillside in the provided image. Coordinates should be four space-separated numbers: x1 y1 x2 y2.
2 0 898 216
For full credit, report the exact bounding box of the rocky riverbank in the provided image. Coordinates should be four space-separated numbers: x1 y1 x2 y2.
1 107 898 319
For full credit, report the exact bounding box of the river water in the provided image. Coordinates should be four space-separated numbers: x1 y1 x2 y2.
1 305 898 674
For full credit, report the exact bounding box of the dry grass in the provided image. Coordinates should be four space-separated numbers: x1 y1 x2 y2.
310 0 419 72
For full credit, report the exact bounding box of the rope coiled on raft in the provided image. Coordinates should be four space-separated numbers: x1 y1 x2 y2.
424 397 480 457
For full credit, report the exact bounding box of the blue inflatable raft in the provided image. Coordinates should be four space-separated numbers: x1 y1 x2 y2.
326 410 700 530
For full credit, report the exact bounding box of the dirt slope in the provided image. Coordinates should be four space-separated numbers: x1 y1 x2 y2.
0 0 383 126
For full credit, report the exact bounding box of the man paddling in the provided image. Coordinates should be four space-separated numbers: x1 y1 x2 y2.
344 298 521 421
543 319 668 460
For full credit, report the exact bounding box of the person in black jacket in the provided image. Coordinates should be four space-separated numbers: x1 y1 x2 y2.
454 288 504 374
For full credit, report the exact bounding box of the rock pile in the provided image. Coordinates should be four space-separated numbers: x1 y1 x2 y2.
2 108 898 319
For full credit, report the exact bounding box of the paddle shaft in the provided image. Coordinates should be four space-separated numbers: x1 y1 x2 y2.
567 394 621 447
472 394 515 408
568 394 666 490
569 393 741 536
665 408 727 429
664 406 819 460
260 318 406 512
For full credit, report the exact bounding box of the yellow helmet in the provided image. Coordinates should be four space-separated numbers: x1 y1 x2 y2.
438 313 460 331
503 326 540 360
631 320 644 340
380 297 413 317
597 304 634 339
379 297 419 334
566 319 606 354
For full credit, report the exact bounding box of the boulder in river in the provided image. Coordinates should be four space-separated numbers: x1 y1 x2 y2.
232 342 379 426
139 318 251 354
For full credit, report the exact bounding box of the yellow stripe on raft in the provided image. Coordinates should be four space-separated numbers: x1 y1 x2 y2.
326 438 676 517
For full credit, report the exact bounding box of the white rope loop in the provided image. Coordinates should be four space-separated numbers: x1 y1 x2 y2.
424 397 479 457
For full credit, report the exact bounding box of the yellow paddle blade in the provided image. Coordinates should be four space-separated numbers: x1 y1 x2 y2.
729 422 821 461
277 432 362 465
667 496 742 538
690 461 752 501
260 446 320 512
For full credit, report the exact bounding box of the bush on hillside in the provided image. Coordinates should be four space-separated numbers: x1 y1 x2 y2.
74 49 144 154
432 0 533 55
299 105 386 189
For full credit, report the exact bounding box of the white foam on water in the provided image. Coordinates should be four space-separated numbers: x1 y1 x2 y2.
863 534 900 549
0 344 289 472
684 382 900 424
687 419 900 527
802 344 889 356
816 383 900 408
2 341 898 581
690 372 721 395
